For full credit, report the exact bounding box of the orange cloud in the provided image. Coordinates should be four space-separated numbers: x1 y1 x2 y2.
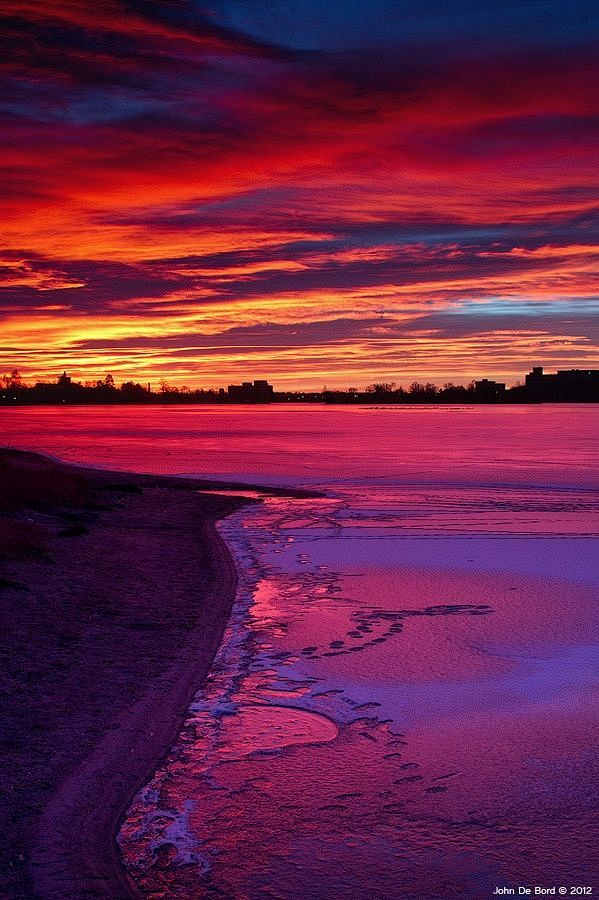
1 0 598 388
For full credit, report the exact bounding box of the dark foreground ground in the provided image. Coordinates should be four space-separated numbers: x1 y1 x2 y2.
0 449 303 898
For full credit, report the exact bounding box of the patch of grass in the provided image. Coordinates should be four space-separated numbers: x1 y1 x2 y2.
0 516 48 560
0 450 87 512
101 482 143 494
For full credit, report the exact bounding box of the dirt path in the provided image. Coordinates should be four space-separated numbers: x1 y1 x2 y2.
0 452 256 897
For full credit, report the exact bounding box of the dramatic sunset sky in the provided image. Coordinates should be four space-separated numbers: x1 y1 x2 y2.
1 0 598 388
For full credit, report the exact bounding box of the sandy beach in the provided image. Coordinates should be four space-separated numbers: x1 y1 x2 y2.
0 449 305 898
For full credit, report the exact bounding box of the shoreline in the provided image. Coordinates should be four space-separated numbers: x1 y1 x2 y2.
0 449 309 898
30 518 238 899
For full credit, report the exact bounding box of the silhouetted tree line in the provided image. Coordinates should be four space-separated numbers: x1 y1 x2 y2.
0 370 227 405
1 367 598 406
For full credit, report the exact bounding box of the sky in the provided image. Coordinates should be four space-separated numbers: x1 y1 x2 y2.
1 0 598 389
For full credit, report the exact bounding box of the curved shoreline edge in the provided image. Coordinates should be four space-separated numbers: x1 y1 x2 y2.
30 518 239 899
0 450 316 898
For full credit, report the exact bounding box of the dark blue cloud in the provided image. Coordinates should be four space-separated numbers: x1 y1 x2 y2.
209 0 599 53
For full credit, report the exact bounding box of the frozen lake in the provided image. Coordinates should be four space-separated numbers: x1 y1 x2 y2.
2 404 598 896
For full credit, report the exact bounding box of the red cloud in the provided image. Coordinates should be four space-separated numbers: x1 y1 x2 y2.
1 1 598 386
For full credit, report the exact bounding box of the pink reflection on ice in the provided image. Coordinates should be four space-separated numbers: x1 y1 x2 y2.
119 485 599 897
1 403 598 490
215 705 338 760
6 404 596 897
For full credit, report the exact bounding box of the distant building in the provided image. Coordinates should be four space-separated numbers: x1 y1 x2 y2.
252 379 275 401
525 366 599 401
227 379 275 402
473 378 506 401
57 371 72 386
